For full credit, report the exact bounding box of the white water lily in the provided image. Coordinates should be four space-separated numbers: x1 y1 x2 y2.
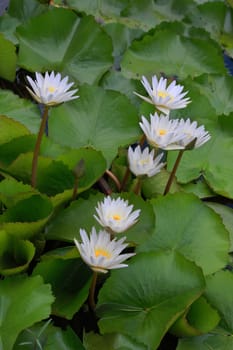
178 118 211 149
140 113 186 150
134 75 191 115
94 196 140 233
74 227 135 273
26 71 79 106
128 145 165 177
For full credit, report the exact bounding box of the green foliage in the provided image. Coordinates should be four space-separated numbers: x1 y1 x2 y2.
167 117 233 198
97 251 205 349
33 256 92 319
0 0 232 349
16 8 113 84
0 230 35 275
49 84 140 166
138 192 230 275
14 321 85 350
0 90 40 133
121 28 226 80
0 34 17 81
0 274 54 350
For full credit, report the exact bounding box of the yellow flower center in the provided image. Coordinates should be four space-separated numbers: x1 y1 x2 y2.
158 129 167 136
48 86 56 93
139 158 149 165
112 214 121 221
95 248 111 259
156 90 174 101
157 90 169 98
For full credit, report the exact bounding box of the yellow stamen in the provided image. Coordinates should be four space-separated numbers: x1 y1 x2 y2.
48 86 56 93
157 91 169 98
95 248 111 259
159 129 167 136
113 214 121 221
156 90 174 101
139 158 149 165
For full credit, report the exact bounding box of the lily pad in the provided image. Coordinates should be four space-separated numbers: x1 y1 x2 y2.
0 274 54 350
177 331 233 350
167 116 233 199
205 270 233 333
33 257 92 319
14 322 85 350
0 33 17 81
0 194 53 239
138 192 230 275
49 84 140 166
0 230 35 275
0 115 30 145
16 8 113 84
97 251 205 349
0 89 40 133
121 28 226 80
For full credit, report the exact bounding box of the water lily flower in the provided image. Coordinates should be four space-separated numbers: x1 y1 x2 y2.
128 145 165 177
134 75 191 115
178 118 211 149
94 196 140 233
26 71 79 106
74 227 135 273
139 113 186 150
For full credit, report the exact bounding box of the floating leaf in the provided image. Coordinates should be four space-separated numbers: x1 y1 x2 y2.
49 84 140 166
0 230 35 275
206 202 233 251
0 194 53 239
177 331 233 350
33 257 92 319
142 169 181 198
0 90 40 133
97 251 205 349
121 28 226 80
16 8 113 84
57 148 107 191
0 134 69 168
0 33 17 81
167 117 233 199
46 193 104 242
84 332 147 350
184 74 233 116
0 178 34 208
100 70 144 107
0 274 54 350
14 322 85 350
205 270 233 332
170 296 220 337
68 0 196 31
138 192 229 275
184 1 230 42
0 115 30 146
8 0 47 22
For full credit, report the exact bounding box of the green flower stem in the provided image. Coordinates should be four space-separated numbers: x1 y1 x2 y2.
163 149 184 195
120 166 130 192
134 177 142 195
105 169 121 192
88 271 98 311
72 177 79 201
31 106 49 188
98 177 112 195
